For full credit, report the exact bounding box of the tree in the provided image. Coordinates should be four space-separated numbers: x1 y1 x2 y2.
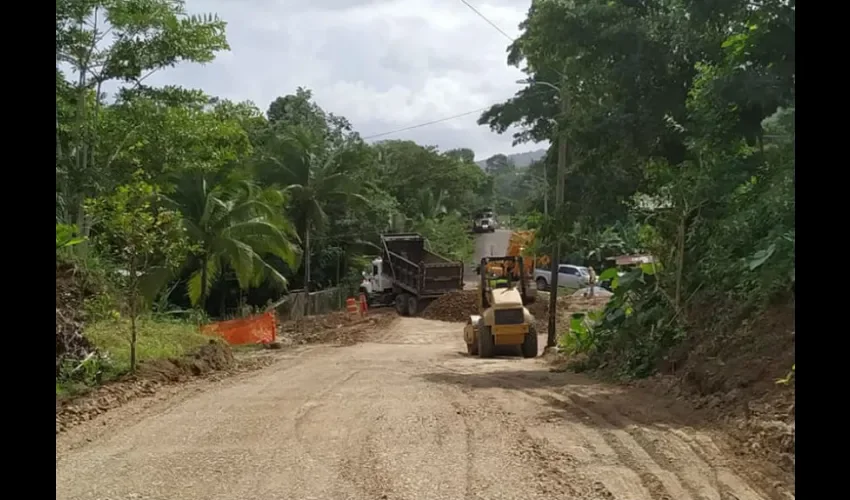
94 89 254 191
444 148 476 164
167 171 301 314
257 125 367 295
85 175 189 371
476 0 794 376
56 0 229 228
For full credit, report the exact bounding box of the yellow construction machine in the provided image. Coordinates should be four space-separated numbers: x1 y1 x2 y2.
463 256 538 358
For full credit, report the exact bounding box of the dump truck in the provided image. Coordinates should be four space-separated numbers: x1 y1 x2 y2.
472 209 497 233
464 256 538 358
359 233 464 316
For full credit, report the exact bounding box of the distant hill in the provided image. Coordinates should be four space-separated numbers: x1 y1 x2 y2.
475 149 547 169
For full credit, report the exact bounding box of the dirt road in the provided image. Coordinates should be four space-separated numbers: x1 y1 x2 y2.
56 317 792 500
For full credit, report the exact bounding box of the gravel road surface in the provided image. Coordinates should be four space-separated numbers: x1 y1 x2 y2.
56 316 790 500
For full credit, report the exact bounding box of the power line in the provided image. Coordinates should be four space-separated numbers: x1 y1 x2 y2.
457 0 516 42
458 0 568 84
359 1 527 141
362 107 488 140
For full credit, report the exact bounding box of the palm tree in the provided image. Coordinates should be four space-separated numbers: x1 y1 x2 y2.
167 171 301 312
412 188 449 222
259 125 367 296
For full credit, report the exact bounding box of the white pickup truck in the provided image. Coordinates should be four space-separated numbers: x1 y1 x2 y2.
533 264 590 291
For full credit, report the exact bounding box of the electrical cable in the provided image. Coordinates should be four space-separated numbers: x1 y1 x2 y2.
361 0 560 142
361 107 488 140
457 0 516 42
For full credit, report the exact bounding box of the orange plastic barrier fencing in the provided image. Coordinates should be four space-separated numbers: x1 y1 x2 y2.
201 311 276 346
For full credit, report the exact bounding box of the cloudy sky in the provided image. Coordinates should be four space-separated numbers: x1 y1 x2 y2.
139 0 547 161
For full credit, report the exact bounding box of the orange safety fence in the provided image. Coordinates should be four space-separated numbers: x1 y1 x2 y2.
201 311 276 346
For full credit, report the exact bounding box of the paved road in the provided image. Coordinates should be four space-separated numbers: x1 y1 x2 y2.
465 229 513 288
56 317 790 500
474 228 512 262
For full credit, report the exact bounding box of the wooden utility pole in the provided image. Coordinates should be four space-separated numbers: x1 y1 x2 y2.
546 86 569 348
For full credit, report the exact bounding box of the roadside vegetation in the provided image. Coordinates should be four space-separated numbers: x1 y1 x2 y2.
56 0 794 407
482 0 794 381
56 0 495 391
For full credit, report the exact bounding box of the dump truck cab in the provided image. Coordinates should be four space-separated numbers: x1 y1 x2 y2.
463 256 538 358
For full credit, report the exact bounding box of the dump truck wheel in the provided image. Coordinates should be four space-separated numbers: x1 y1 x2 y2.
407 295 419 317
395 294 409 316
521 325 539 358
478 326 495 358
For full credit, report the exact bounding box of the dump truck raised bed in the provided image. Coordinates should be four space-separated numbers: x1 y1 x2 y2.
359 233 465 316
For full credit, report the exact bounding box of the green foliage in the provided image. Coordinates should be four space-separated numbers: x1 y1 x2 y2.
86 175 190 289
56 0 230 226
560 310 603 355
84 316 211 377
56 7 487 325
485 0 794 379
85 174 191 370
165 171 300 312
56 223 86 252
415 214 475 263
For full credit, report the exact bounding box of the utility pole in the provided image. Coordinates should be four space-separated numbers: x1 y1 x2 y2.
546 88 568 348
515 78 568 349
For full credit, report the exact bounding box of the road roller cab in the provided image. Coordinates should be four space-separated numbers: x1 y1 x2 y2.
463 256 538 358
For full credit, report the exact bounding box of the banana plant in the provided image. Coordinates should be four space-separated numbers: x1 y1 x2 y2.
56 223 86 251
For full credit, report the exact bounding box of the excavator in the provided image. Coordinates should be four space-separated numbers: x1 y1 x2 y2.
463 256 538 358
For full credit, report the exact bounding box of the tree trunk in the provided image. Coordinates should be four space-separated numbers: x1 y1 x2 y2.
546 87 569 349
219 270 227 318
129 259 138 373
304 224 311 316
200 254 208 311
675 211 686 311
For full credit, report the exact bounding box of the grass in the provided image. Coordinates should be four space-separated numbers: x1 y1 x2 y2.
84 316 211 378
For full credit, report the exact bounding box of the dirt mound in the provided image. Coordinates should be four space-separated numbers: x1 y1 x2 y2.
56 263 97 377
56 340 269 435
421 290 478 322
135 340 235 382
635 299 795 477
528 293 610 334
277 309 398 345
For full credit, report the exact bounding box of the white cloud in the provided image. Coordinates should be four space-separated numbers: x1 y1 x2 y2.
132 0 551 159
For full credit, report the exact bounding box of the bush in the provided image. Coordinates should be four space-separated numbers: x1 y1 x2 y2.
416 214 474 262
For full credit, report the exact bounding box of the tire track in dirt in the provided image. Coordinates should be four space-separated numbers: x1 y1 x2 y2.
428 357 765 500
536 388 717 500
429 360 664 499
654 423 790 500
517 388 685 500
525 386 774 500
291 368 396 499
439 367 615 500
449 390 588 499
564 386 790 500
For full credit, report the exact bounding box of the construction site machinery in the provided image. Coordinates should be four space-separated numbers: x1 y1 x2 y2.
464 256 538 358
359 233 464 316
472 209 497 233
502 230 554 304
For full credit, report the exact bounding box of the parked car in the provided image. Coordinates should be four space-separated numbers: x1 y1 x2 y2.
533 264 590 291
